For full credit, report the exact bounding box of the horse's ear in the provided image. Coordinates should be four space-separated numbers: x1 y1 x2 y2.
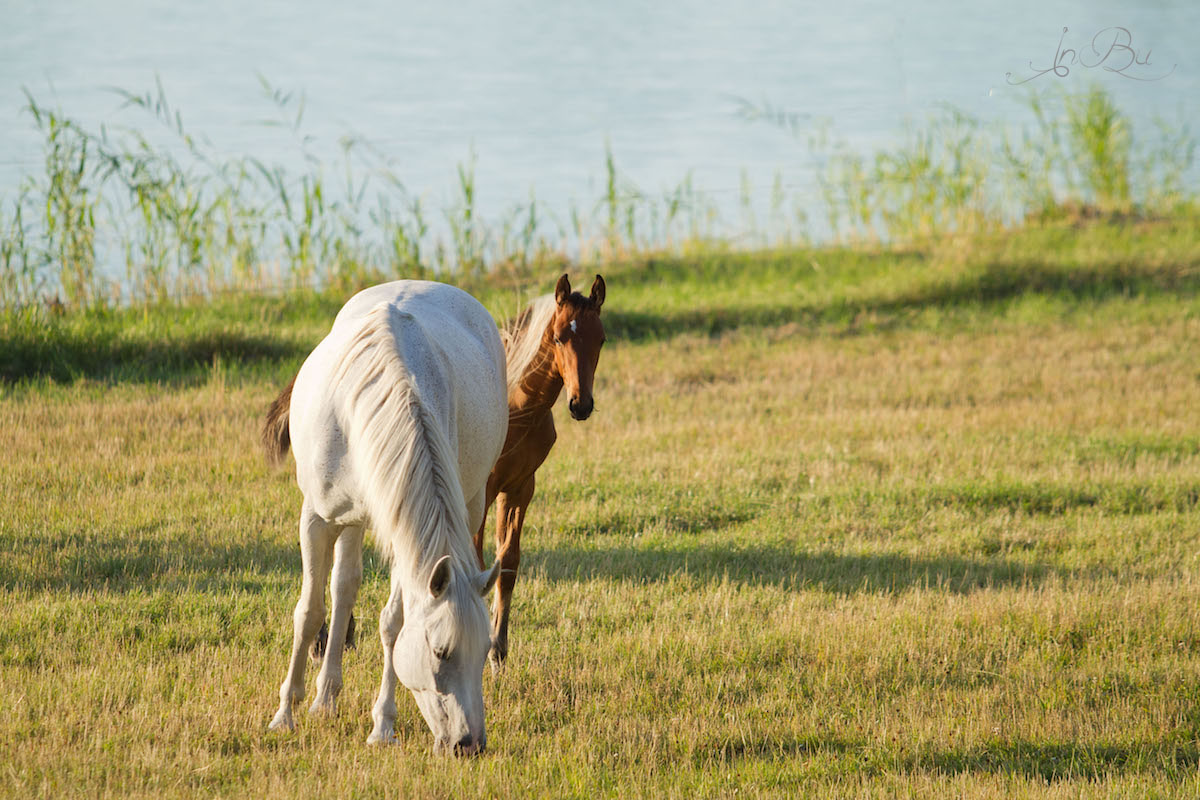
428 555 453 599
589 274 605 311
472 559 501 597
555 274 572 306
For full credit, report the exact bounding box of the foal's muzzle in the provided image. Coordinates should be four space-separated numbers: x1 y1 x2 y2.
568 395 593 420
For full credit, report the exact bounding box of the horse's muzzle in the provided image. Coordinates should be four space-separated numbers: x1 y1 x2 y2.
440 733 486 757
568 395 593 420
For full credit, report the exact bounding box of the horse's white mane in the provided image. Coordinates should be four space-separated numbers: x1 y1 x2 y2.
330 302 476 574
500 294 556 400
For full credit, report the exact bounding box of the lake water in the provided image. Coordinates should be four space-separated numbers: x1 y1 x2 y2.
1 0 1196 240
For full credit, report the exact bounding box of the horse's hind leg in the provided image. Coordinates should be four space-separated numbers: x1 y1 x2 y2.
472 476 499 569
269 501 338 732
490 475 534 669
311 525 364 715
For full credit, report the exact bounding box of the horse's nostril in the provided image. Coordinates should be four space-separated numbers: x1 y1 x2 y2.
453 734 484 757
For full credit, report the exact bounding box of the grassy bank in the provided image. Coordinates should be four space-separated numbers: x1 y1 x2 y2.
2 213 1200 797
4 206 1197 383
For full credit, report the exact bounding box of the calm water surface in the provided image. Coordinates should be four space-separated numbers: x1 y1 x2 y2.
1 0 1195 231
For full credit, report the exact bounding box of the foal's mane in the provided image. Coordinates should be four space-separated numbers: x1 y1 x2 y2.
500 294 556 399
331 301 476 574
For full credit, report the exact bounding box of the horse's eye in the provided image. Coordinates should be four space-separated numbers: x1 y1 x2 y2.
433 646 449 661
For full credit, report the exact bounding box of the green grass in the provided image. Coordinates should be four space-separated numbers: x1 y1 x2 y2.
2 216 1200 797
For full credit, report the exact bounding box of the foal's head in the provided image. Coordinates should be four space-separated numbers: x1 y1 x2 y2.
550 273 606 420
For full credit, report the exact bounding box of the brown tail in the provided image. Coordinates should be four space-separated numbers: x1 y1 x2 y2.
262 373 297 465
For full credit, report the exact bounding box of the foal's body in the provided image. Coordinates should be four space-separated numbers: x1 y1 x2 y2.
474 274 606 666
265 280 506 754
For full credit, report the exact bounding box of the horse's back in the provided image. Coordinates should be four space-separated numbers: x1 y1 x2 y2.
290 281 506 526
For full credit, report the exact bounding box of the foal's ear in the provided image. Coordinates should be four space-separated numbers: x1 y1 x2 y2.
428 554 453 599
589 274 605 311
472 559 501 597
555 274 572 306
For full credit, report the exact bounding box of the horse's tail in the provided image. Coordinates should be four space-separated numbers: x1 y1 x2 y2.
262 373 297 465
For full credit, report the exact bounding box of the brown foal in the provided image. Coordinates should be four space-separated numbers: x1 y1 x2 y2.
475 273 606 667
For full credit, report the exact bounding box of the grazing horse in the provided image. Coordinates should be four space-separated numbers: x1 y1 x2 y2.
262 280 507 755
474 273 606 667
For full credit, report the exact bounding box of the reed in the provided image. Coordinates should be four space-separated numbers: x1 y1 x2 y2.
0 82 1195 314
775 85 1195 242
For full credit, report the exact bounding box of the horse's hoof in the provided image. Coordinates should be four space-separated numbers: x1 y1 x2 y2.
268 709 296 732
308 697 337 717
487 646 507 674
367 726 397 746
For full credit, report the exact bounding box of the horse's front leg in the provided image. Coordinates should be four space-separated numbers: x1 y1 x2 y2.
368 563 404 745
270 501 338 732
311 526 364 715
490 474 535 669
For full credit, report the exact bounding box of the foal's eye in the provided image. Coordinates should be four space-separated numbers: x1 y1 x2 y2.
433 646 449 661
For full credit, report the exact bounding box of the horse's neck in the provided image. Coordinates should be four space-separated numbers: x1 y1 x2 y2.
510 332 562 415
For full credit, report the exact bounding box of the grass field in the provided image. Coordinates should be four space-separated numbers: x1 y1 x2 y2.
2 216 1200 797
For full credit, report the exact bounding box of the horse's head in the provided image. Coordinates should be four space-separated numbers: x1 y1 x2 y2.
393 555 500 756
550 273 606 421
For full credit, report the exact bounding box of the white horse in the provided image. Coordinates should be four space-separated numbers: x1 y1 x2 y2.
262 280 507 755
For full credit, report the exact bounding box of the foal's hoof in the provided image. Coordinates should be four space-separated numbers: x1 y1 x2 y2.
311 624 328 662
487 644 508 674
310 615 358 662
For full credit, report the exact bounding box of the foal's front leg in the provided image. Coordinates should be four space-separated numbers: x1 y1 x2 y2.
311 526 364 715
270 501 338 732
490 475 535 669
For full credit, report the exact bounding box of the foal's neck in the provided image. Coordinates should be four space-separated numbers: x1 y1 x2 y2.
510 330 562 416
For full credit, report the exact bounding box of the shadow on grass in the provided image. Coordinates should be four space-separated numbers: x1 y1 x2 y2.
0 525 299 594
549 506 757 540
696 734 1200 782
606 256 1200 342
5 247 1196 381
914 480 1200 516
908 738 1200 781
525 541 1058 595
0 287 345 384
0 323 310 384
